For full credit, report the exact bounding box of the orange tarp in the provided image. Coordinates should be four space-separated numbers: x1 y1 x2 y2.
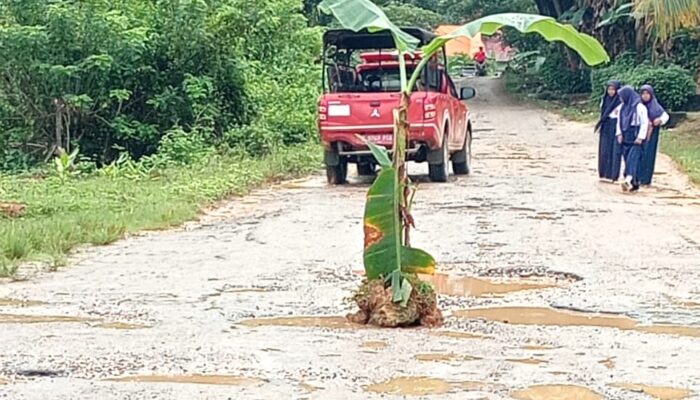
435 25 484 57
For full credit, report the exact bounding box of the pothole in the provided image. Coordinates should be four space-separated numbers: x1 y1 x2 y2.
430 330 491 340
419 273 565 298
0 298 45 307
611 383 693 400
414 353 481 363
512 384 602 400
598 357 616 369
507 358 548 365
299 382 322 392
361 341 387 349
95 322 151 330
239 316 365 330
479 268 583 282
521 344 558 351
0 314 99 324
105 374 265 386
364 376 492 396
15 369 65 378
455 307 637 329
453 307 700 338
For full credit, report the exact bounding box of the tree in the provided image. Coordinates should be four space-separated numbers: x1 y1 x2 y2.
383 3 442 29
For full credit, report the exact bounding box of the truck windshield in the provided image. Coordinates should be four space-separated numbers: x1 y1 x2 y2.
359 67 413 92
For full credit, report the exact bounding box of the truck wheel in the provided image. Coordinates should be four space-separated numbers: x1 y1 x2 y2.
452 130 472 175
326 158 348 185
428 133 449 183
357 162 376 176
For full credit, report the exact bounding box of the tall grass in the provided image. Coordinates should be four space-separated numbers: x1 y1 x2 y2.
0 143 321 277
661 115 700 185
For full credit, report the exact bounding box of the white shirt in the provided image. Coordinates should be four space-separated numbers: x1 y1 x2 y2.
615 103 649 141
657 111 670 126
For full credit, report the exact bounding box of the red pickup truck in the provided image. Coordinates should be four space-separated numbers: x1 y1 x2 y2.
319 28 476 184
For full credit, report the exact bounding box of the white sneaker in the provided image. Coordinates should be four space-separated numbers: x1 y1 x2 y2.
621 176 632 192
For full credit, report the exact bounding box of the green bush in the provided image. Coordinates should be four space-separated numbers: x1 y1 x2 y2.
591 62 696 110
538 50 591 94
0 0 321 170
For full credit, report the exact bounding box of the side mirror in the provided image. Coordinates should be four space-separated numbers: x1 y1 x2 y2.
460 87 476 100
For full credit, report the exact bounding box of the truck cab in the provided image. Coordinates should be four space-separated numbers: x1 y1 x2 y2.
319 28 476 183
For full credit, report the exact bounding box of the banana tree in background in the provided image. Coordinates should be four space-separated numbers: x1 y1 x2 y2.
319 0 609 325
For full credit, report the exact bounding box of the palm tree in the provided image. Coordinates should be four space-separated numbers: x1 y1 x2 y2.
634 0 700 41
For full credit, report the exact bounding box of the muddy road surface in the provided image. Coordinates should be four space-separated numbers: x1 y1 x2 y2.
2 78 700 400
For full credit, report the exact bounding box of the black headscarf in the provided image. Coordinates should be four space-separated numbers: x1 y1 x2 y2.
640 84 666 120
595 80 621 132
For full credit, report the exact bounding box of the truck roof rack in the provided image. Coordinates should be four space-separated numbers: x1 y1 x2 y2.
323 28 436 50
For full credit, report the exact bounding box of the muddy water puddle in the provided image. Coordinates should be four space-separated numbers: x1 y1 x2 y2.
512 384 602 400
521 344 558 351
598 357 616 369
105 374 265 386
419 273 565 298
611 383 693 399
507 357 548 365
415 353 481 363
0 298 45 307
364 376 491 396
431 330 492 340
95 322 150 330
361 341 387 349
0 313 99 324
454 307 700 337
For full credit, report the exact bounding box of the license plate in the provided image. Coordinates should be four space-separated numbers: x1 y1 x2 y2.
365 134 393 145
328 104 350 117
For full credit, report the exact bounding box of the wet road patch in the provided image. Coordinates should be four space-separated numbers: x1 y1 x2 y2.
105 374 265 386
414 353 482 363
507 357 548 365
454 307 700 338
94 322 151 330
430 330 491 340
455 307 637 329
364 376 492 396
361 341 387 349
0 298 45 307
512 384 602 400
365 376 452 396
611 383 693 399
0 313 99 324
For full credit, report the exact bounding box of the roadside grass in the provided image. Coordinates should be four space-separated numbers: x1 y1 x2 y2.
661 113 700 185
0 143 321 277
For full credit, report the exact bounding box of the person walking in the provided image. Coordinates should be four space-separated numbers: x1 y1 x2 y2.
615 86 649 192
595 80 622 182
638 84 670 186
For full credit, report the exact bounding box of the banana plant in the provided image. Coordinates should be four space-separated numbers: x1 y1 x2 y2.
319 0 610 306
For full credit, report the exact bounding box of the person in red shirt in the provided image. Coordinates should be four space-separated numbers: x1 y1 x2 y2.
474 46 487 63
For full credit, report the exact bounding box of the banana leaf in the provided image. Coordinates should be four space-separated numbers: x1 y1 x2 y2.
318 0 610 67
423 13 609 66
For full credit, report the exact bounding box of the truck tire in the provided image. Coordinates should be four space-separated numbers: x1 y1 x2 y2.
326 158 348 185
357 162 376 176
452 130 471 175
428 132 449 183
